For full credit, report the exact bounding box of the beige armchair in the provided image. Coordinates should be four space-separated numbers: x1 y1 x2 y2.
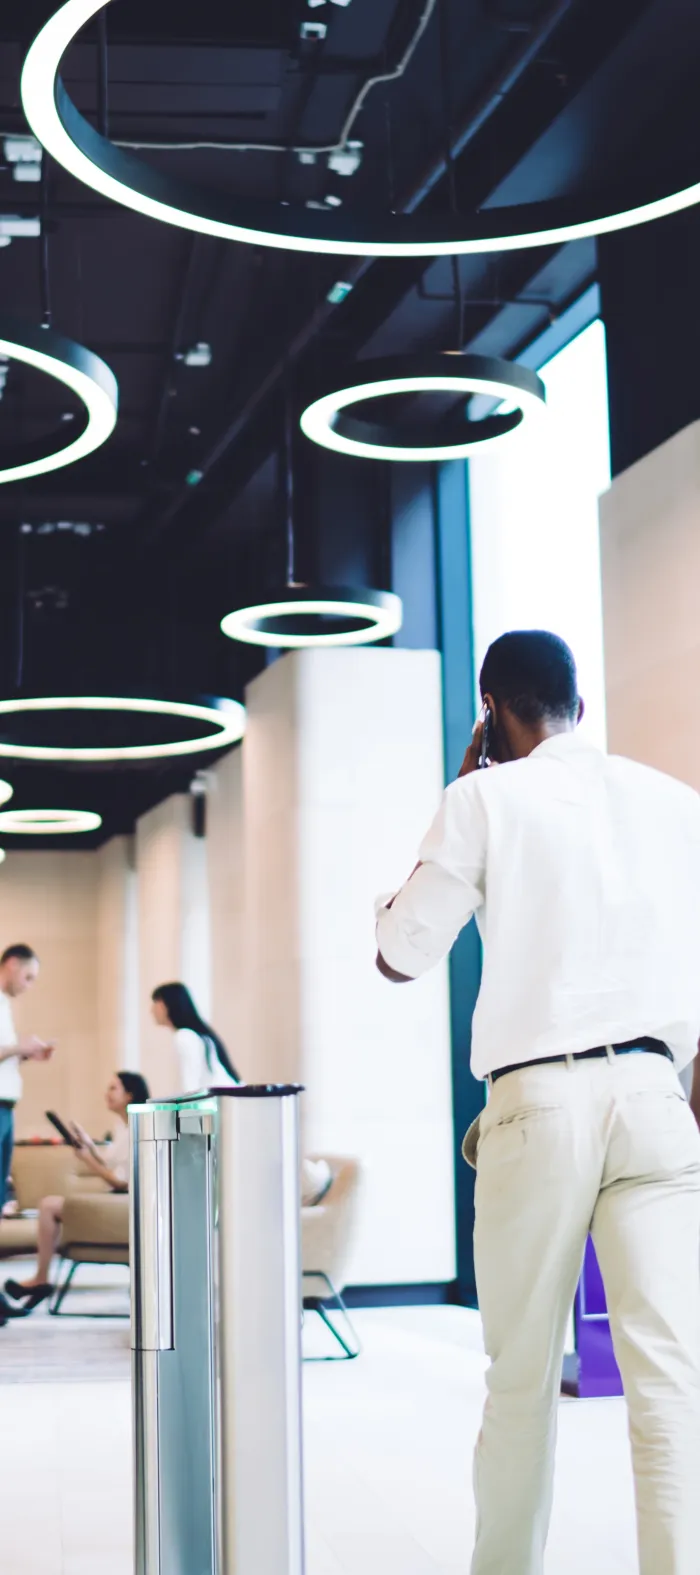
0 1144 76 1259
52 1190 129 1315
302 1155 362 1360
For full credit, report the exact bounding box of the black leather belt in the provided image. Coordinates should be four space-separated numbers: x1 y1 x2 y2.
489 1036 673 1085
0 1100 15 1111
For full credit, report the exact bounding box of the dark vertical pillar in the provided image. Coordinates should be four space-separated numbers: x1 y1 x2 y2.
599 205 700 477
434 459 484 1307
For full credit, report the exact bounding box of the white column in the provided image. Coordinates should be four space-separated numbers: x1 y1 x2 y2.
206 746 248 1075
244 648 456 1287
135 795 211 1096
96 835 138 1079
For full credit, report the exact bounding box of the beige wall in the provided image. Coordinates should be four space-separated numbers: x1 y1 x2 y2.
0 839 138 1138
600 417 700 785
0 851 101 1138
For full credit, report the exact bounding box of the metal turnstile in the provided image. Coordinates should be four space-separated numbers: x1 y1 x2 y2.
129 1084 305 1575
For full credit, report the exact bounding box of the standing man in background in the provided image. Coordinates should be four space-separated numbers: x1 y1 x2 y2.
376 631 700 1575
0 944 54 1214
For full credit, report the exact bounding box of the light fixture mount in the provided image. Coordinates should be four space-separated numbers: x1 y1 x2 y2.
300 353 546 462
220 586 402 649
0 314 117 483
0 695 245 762
21 0 700 258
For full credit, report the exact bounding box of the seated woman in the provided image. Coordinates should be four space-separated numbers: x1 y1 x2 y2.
151 981 240 1091
3 1069 149 1313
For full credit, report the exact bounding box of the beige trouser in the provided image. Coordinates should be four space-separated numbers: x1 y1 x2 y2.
468 1050 700 1575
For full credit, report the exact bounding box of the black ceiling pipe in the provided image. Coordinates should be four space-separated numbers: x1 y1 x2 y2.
135 0 578 556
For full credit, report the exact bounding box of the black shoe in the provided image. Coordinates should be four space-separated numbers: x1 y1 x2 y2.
4 1279 34 1302
0 1286 52 1317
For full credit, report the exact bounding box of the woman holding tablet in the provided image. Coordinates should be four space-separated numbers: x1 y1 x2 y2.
2 1068 149 1312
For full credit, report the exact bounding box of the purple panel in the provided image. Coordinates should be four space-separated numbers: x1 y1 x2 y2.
574 1236 623 1398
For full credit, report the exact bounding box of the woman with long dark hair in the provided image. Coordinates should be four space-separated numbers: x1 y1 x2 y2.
3 1069 150 1311
151 982 240 1092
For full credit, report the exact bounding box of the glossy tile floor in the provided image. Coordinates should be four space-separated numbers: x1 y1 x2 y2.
0 1277 638 1574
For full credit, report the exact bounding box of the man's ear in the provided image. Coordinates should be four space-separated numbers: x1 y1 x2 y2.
577 696 585 724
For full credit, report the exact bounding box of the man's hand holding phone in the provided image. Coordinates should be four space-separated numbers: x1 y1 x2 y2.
18 1035 55 1062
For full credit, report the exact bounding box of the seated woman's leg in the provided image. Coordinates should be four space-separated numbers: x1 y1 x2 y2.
21 1194 64 1288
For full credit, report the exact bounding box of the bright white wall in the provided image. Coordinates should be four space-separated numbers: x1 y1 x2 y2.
469 319 611 746
243 648 456 1286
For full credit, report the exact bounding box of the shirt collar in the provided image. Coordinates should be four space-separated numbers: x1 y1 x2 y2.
529 729 601 762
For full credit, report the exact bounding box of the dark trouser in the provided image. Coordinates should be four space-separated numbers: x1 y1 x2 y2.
0 1105 14 1214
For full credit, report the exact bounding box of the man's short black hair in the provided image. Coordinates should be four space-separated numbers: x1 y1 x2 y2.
480 630 579 724
0 943 37 967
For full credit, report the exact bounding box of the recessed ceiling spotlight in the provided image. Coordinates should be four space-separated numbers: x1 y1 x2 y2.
181 342 212 367
21 0 700 258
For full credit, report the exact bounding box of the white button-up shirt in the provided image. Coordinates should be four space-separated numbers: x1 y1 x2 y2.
376 732 700 1078
0 989 21 1104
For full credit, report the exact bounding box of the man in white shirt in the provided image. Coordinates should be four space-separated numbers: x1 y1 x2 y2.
376 631 700 1575
0 944 53 1218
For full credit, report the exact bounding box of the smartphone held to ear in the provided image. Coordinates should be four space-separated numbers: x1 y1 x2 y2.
479 706 492 769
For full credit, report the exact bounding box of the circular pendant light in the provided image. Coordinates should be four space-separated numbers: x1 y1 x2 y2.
0 696 245 762
221 586 403 649
0 316 117 483
0 781 12 807
300 353 545 461
21 0 700 259
0 808 102 835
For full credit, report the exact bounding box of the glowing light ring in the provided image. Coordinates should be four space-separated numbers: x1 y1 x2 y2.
0 315 117 483
21 0 700 258
0 808 102 835
0 696 245 761
0 849 5 865
221 587 403 648
300 354 546 461
0 781 12 807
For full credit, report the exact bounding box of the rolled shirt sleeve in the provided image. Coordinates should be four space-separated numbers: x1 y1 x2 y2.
375 777 487 978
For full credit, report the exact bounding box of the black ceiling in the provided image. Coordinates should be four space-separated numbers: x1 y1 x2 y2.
0 0 697 845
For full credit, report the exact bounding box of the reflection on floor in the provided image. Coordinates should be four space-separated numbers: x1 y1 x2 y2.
0 1263 638 1574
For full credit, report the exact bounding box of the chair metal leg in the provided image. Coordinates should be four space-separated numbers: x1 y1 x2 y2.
50 1259 78 1316
303 1271 361 1361
49 1258 130 1318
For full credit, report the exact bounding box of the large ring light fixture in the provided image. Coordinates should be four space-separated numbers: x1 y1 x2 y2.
0 316 117 483
221 587 403 648
0 809 102 835
22 0 700 258
300 354 546 461
0 696 245 762
0 849 5 865
0 781 12 807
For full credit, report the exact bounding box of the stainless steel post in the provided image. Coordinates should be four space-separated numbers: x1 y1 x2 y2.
129 1085 304 1575
129 1105 176 1575
214 1086 305 1575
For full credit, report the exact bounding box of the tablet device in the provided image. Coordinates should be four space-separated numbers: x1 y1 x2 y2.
45 1110 79 1147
